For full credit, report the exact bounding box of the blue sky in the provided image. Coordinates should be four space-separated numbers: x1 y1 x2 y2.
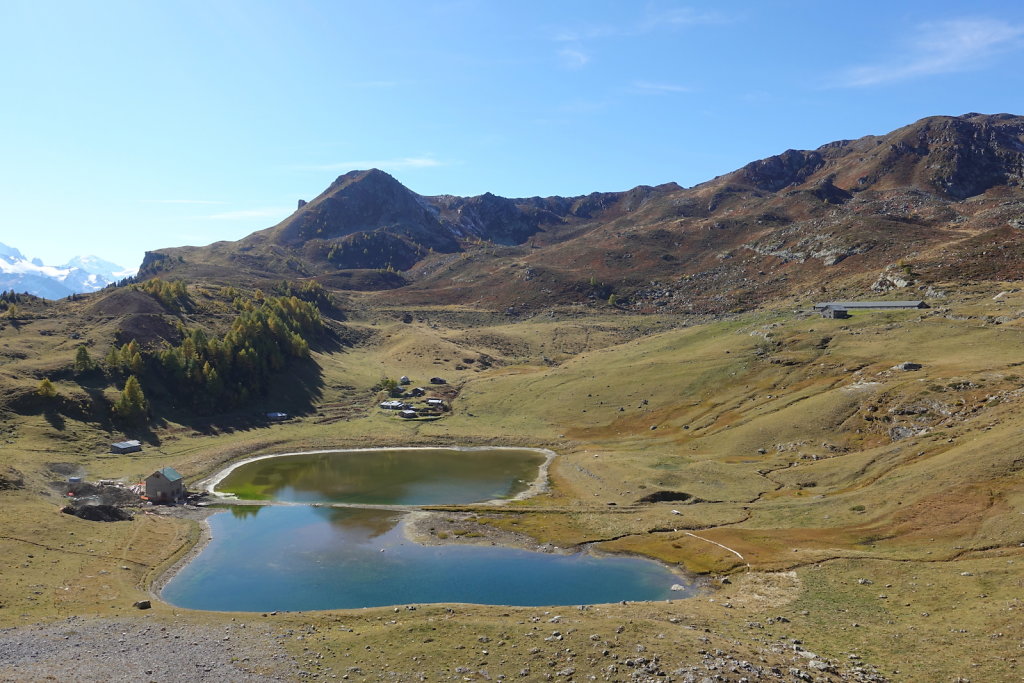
2 0 1023 270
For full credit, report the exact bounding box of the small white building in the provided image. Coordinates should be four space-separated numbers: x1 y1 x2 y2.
110 440 142 454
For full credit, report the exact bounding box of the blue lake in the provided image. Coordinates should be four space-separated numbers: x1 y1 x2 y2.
161 505 691 611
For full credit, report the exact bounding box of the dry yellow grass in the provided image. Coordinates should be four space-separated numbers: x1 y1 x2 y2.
2 288 1023 680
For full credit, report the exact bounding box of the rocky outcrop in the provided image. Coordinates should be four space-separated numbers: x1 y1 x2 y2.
745 230 875 266
871 270 915 292
431 192 542 245
731 149 826 192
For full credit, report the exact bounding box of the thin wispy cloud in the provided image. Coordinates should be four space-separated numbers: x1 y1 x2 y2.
200 207 293 221
630 81 691 95
836 18 1024 87
141 199 226 205
298 157 447 172
550 5 732 69
558 47 591 69
553 25 617 43
638 7 730 32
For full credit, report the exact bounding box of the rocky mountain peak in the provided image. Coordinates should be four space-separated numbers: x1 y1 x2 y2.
730 149 826 193
709 113 1024 202
269 168 457 254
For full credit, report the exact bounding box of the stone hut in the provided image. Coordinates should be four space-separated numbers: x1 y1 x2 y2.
820 305 850 319
110 440 142 454
145 467 185 504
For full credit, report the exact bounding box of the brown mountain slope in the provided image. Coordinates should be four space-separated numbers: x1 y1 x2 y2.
384 113 1024 312
140 113 1024 313
140 168 681 281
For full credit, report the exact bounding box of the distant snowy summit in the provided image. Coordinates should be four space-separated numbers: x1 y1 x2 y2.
0 242 136 299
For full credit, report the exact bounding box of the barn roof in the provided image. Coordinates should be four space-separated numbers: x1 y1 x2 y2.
813 300 927 310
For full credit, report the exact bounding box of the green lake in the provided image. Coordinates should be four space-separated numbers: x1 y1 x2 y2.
162 448 694 610
213 447 549 505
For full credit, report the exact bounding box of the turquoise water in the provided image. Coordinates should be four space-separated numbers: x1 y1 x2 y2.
216 448 548 505
161 506 690 611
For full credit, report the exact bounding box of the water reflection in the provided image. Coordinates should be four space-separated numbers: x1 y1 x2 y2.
228 505 262 519
316 506 401 538
162 506 690 611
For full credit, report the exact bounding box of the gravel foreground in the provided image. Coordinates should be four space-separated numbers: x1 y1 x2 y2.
0 617 300 682
0 612 893 683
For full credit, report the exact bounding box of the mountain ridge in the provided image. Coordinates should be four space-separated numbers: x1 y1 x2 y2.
139 112 1024 313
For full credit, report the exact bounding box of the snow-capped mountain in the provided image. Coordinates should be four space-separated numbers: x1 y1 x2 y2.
62 255 136 283
0 242 137 299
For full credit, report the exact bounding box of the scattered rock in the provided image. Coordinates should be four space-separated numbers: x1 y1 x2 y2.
872 272 914 292
889 425 918 441
133 600 151 610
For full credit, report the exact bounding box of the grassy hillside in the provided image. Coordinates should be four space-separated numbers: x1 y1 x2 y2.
1 281 1023 680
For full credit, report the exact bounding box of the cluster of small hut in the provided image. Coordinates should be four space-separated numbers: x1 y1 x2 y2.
378 375 450 419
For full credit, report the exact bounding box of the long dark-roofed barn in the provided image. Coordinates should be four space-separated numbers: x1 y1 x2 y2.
813 300 929 311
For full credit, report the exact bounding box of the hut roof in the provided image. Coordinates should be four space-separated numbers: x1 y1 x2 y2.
151 467 183 483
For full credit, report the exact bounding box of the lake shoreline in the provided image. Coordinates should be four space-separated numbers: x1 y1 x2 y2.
155 446 558 604
155 445 700 610
198 445 557 501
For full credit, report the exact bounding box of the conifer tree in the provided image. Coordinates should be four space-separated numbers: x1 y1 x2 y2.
105 346 120 370
73 346 94 374
113 375 148 423
129 351 144 376
37 378 57 399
